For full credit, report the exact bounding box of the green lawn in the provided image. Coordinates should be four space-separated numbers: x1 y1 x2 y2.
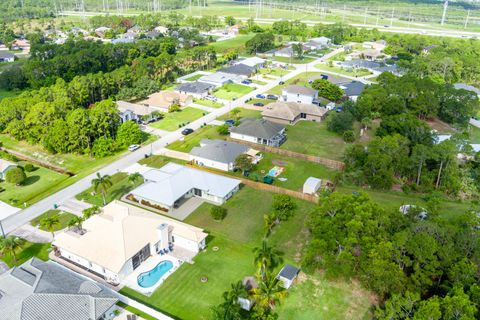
251 79 267 85
315 64 372 77
208 33 256 54
217 107 262 121
150 108 207 131
277 273 372 320
267 72 323 95
30 209 77 232
281 121 346 160
246 98 273 106
185 74 204 81
469 125 480 144
75 172 143 207
273 56 316 64
0 161 69 207
138 155 186 168
213 83 253 100
259 67 292 77
1 241 50 267
116 302 157 320
193 98 224 109
167 125 224 153
121 187 319 319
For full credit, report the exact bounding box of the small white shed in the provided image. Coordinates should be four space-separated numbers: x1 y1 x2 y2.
277 264 300 289
303 177 322 195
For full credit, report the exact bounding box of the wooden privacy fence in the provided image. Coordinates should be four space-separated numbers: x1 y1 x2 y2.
186 164 319 204
226 138 345 170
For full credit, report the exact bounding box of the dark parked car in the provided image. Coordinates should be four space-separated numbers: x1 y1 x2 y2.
225 119 235 127
279 81 285 85
321 74 329 80
242 79 252 85
253 102 264 107
255 94 266 99
266 94 278 100
181 128 194 135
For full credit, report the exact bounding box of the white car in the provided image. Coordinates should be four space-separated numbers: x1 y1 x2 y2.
128 144 140 152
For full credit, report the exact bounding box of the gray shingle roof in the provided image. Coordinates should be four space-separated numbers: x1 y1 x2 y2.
0 52 15 59
175 81 214 94
230 118 285 140
218 64 254 76
341 81 366 97
0 258 118 320
278 264 299 280
283 85 317 96
190 139 249 164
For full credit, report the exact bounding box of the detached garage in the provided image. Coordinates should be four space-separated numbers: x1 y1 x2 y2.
303 177 322 195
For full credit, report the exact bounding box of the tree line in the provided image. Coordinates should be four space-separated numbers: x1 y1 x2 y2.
303 192 479 319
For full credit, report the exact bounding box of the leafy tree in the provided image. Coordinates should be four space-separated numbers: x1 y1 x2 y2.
92 136 116 158
168 103 181 113
234 154 254 174
91 173 113 205
116 121 143 148
5 167 26 186
128 172 143 185
291 43 304 60
343 130 355 143
217 124 230 135
224 16 236 26
272 194 296 222
40 214 60 239
311 79 343 101
210 206 227 221
327 111 354 134
245 33 275 54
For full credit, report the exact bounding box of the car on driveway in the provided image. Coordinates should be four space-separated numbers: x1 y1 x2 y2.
128 144 140 152
279 81 285 85
225 119 235 127
266 94 278 100
255 94 266 99
253 102 264 107
181 128 194 135
242 79 252 85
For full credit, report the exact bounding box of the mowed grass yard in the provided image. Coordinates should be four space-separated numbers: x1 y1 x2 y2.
282 120 346 160
30 209 77 231
167 125 224 153
150 108 207 131
217 107 262 121
0 162 69 207
75 172 143 207
193 98 223 109
267 72 323 95
208 33 256 54
213 83 253 100
315 63 372 77
2 241 51 267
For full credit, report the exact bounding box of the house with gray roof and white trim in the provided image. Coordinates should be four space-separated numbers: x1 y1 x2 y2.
230 118 286 147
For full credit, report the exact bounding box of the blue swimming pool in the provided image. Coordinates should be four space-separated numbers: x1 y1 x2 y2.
137 260 174 288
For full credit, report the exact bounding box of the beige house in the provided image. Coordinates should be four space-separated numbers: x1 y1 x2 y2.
52 201 208 284
138 91 192 112
261 101 328 125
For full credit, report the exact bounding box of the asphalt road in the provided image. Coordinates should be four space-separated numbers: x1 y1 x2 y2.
1 50 347 235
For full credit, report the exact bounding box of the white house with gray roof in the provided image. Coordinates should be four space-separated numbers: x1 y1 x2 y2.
175 81 214 98
199 72 244 87
0 258 118 320
190 139 261 171
230 118 286 147
282 85 318 104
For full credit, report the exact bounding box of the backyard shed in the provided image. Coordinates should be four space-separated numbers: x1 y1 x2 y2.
277 264 300 289
303 177 322 195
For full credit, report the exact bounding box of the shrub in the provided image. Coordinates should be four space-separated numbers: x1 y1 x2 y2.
343 130 355 143
5 167 26 185
210 206 227 221
168 103 181 113
327 111 355 134
217 124 230 135
23 163 36 172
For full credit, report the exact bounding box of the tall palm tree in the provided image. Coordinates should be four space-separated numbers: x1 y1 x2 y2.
128 172 143 185
0 236 25 264
252 273 287 311
82 206 100 220
253 240 283 280
91 172 113 205
40 215 60 239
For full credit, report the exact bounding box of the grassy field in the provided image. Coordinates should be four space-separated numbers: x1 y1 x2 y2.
185 74 203 81
252 79 267 85
208 33 256 54
30 209 77 232
0 162 69 207
139 155 187 168
75 172 143 207
281 120 346 160
217 107 262 121
150 108 207 131
2 241 50 267
167 125 224 153
267 72 322 95
259 67 291 77
213 83 254 100
315 64 372 77
273 56 315 64
193 98 224 109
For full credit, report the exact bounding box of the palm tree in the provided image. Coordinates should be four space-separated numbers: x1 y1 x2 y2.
128 172 143 185
253 240 283 280
40 214 60 239
0 236 25 264
82 206 100 220
91 172 113 205
68 216 84 232
252 273 287 311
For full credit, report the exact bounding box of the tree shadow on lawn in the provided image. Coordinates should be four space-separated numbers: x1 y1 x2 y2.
22 175 40 186
109 184 136 202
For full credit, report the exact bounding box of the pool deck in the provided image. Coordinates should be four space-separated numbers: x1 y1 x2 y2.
123 255 181 296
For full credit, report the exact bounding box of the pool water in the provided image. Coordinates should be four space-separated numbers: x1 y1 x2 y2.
137 260 174 288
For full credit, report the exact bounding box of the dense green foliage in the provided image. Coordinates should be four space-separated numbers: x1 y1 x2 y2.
5 167 26 185
245 33 275 54
311 79 343 101
303 192 479 319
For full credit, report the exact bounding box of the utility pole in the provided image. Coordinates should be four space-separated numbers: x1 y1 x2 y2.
342 4 346 23
364 7 368 25
390 7 395 27
464 9 470 29
376 7 380 26
441 0 448 26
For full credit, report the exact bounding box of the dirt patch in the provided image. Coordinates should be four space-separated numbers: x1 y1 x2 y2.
426 118 457 134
